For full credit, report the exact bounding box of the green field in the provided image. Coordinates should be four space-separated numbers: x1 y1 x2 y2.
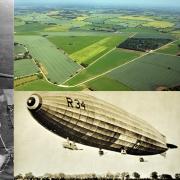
15 79 84 91
107 53 180 90
15 23 50 33
157 40 180 55
48 36 105 54
133 33 173 39
143 21 174 28
14 59 39 77
15 35 82 84
14 44 26 56
64 48 142 86
14 7 180 91
85 76 131 91
70 35 129 65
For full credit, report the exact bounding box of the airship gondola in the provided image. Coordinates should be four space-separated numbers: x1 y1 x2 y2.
27 93 177 156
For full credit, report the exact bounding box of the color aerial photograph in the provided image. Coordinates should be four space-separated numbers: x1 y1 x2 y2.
14 0 180 91
14 92 180 179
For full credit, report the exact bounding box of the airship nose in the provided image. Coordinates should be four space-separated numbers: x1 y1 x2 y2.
27 94 42 111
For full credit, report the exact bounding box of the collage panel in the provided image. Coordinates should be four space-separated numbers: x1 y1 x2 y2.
0 0 179 179
14 91 180 179
14 0 180 91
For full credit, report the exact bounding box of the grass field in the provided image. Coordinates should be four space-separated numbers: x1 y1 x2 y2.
41 31 125 36
64 48 142 86
133 33 173 39
14 44 26 56
143 21 174 28
44 25 71 32
15 75 131 91
85 76 132 91
157 40 180 55
15 23 50 33
15 35 82 84
70 35 129 65
119 15 154 21
15 79 84 91
14 59 39 77
107 53 180 90
48 36 105 54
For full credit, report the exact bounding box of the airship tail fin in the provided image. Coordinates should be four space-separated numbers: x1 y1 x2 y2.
167 143 178 149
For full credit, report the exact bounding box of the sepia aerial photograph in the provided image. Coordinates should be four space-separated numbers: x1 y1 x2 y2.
14 92 180 179
14 0 180 91
0 0 13 89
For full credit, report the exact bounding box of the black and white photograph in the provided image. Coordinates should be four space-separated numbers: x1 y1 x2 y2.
0 0 13 89
14 92 180 179
0 89 13 180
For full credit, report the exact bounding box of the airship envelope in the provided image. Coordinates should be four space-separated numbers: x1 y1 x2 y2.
27 93 177 156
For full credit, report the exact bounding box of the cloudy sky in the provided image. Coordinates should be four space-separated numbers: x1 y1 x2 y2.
14 92 180 178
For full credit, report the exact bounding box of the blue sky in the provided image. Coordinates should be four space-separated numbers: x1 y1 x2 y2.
15 0 180 9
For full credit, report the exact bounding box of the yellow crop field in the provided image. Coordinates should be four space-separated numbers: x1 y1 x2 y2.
70 37 111 63
119 15 154 21
44 25 70 32
143 21 174 28
75 16 88 21
14 75 38 87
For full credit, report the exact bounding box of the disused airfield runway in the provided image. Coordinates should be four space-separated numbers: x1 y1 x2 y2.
0 0 13 88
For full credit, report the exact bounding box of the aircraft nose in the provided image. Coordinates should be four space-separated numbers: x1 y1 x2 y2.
27 94 42 111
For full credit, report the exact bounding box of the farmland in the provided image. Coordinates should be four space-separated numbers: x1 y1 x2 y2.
15 79 84 91
64 48 142 86
14 3 180 90
15 35 82 84
48 36 106 54
157 40 180 55
107 53 180 90
84 76 132 91
14 59 39 77
70 35 129 65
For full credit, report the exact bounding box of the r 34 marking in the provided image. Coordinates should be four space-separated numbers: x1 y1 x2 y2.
66 97 86 110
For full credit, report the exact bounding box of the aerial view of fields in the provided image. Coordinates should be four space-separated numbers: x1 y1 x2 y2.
14 0 180 91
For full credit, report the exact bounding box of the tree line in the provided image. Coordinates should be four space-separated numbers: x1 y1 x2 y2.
15 171 180 180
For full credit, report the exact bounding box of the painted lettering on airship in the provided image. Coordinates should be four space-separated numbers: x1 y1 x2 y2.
66 97 86 110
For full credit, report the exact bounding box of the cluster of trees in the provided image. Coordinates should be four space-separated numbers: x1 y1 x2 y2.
14 43 32 60
15 171 180 180
118 38 172 52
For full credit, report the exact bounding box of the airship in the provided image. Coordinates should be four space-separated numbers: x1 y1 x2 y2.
27 93 177 157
